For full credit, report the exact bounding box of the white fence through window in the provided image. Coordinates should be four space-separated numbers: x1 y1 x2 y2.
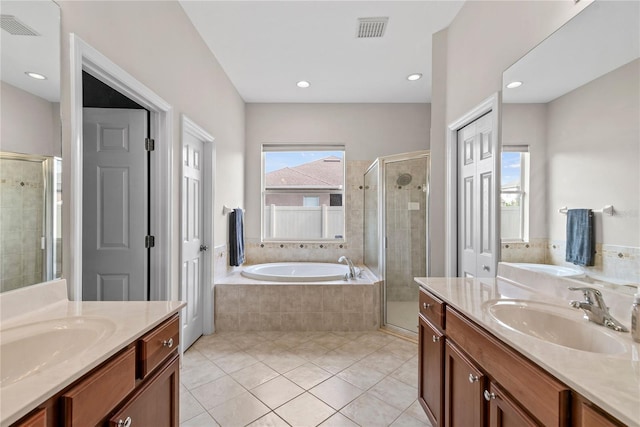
264 205 344 240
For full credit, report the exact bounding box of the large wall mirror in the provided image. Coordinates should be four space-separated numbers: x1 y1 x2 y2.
0 0 61 291
500 0 639 284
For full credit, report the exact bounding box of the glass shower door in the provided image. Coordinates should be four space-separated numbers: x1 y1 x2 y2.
384 156 428 332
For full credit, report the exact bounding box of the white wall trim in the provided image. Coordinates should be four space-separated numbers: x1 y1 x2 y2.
69 34 174 301
180 114 216 335
445 93 502 276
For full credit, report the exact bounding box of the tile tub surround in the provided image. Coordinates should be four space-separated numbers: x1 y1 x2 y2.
414 276 640 426
214 271 380 332
0 279 185 426
180 330 429 427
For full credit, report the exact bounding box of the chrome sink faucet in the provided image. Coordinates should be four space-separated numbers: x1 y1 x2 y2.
569 287 629 332
338 256 357 279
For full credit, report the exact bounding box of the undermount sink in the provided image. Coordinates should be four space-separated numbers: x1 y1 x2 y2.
485 300 627 354
0 317 116 387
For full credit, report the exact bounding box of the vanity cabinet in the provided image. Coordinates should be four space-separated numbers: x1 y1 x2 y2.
443 341 484 427
418 290 445 426
10 315 179 427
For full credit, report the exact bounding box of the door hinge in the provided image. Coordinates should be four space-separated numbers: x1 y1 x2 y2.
145 235 155 248
145 138 155 151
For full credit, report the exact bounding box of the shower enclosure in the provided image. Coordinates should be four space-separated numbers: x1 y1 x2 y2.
364 151 430 334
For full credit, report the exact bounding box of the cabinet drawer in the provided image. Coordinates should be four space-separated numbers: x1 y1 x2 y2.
61 346 136 427
138 316 179 378
13 408 46 427
419 289 445 329
446 307 570 427
109 353 179 427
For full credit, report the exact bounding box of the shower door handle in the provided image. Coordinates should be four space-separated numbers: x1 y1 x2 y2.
200 245 209 252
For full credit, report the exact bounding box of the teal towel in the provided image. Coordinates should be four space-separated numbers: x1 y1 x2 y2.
565 209 594 266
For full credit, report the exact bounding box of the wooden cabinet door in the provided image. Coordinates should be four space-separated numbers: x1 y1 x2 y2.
444 341 484 427
418 314 444 426
486 382 539 427
109 353 179 427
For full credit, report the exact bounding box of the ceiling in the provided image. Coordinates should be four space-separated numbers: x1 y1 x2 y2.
179 1 464 103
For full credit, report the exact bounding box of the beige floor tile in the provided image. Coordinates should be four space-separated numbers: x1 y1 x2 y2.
180 388 206 423
272 331 314 348
318 412 360 427
337 340 379 359
190 375 246 410
336 362 387 390
224 332 270 350
275 393 336 427
283 363 332 390
291 341 331 360
310 376 363 410
390 412 431 427
246 412 290 427
214 351 259 374
181 359 227 390
181 412 221 427
382 340 418 361
209 392 270 427
341 393 403 427
311 350 357 374
308 333 352 349
230 361 279 389
358 350 406 375
182 348 210 368
251 375 304 409
245 341 289 361
368 377 418 412
390 359 419 389
404 400 432 424
196 341 241 361
262 352 307 374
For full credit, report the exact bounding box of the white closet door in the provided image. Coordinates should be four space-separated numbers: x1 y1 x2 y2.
82 108 147 301
457 112 497 278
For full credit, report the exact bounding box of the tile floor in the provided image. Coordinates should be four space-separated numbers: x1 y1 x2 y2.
180 330 432 427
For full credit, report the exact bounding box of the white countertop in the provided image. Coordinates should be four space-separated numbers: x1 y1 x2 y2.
414 276 640 427
0 280 185 426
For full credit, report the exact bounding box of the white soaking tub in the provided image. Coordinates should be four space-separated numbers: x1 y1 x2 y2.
241 262 359 282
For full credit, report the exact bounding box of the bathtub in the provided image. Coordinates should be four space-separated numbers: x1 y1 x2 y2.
508 263 583 278
241 262 359 282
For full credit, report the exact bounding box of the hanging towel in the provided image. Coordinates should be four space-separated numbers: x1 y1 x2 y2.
229 208 245 266
565 209 594 266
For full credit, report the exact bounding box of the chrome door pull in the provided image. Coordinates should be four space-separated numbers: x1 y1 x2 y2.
484 390 496 401
468 374 479 383
117 417 132 427
432 335 440 343
162 338 174 348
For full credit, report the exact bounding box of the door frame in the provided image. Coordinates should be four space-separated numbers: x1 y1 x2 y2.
445 93 501 277
69 34 174 301
180 115 215 336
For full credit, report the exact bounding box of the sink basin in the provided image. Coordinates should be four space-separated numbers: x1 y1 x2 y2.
486 300 627 354
0 317 116 387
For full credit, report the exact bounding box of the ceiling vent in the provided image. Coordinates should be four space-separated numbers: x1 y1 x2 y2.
1 15 40 36
357 17 388 38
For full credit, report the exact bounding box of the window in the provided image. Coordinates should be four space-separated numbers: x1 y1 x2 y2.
262 144 345 241
501 146 529 242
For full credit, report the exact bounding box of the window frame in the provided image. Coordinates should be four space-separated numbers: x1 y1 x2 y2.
261 143 346 242
500 145 530 243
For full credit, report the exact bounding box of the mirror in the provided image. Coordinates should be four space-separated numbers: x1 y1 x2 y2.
500 1 639 283
0 0 62 292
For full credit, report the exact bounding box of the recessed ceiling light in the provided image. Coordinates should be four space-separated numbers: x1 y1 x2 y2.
25 72 47 80
296 80 310 88
506 81 523 89
407 73 422 81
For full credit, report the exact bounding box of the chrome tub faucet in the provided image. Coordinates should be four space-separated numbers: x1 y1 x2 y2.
569 287 629 332
338 256 357 279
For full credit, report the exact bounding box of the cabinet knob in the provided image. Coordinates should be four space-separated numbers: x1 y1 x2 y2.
162 338 174 348
117 417 132 427
432 335 440 343
468 373 479 383
484 390 496 401
423 302 431 310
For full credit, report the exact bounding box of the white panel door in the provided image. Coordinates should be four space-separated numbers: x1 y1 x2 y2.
82 108 147 301
457 112 496 278
181 134 205 350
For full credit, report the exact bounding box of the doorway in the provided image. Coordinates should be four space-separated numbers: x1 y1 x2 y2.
69 34 173 301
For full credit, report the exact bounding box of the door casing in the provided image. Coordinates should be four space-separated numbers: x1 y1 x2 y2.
445 93 501 277
68 34 174 301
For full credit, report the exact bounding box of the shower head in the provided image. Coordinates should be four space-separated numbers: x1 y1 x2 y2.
396 173 412 186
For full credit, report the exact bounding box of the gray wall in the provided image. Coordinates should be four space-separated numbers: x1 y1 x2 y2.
244 103 431 241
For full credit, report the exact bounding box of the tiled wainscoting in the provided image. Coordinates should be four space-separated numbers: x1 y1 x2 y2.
214 283 381 332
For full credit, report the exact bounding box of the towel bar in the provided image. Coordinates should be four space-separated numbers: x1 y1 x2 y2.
223 205 244 215
558 205 614 216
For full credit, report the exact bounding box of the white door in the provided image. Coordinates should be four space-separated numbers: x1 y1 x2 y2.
82 108 147 301
181 133 205 350
457 112 497 278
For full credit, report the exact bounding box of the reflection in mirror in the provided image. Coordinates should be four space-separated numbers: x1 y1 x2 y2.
500 1 639 285
0 0 61 291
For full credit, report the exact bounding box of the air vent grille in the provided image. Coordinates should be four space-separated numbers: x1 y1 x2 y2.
1 15 40 36
357 17 388 38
